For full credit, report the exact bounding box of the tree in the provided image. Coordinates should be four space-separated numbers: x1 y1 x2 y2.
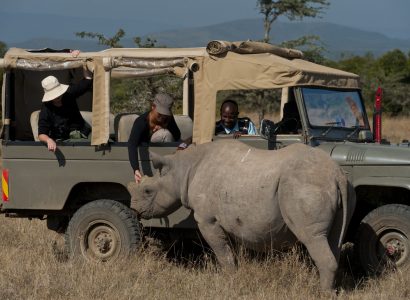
0 41 8 106
0 41 7 58
257 0 329 43
329 50 410 116
76 30 182 114
76 29 158 49
280 35 326 63
378 49 408 78
76 29 126 48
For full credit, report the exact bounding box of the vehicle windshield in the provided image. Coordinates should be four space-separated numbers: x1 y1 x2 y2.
302 88 367 129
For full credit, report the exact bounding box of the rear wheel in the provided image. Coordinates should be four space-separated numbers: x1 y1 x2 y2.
356 204 410 274
65 199 142 262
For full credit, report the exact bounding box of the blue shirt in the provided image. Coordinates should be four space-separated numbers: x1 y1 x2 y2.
215 117 257 135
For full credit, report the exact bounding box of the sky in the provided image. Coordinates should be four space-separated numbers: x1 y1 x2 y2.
1 0 410 39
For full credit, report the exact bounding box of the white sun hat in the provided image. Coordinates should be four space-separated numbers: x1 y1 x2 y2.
41 76 69 102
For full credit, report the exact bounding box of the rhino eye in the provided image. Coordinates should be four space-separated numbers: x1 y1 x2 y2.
143 188 153 196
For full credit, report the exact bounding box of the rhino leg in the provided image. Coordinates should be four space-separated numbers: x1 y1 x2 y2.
301 236 338 291
279 188 340 291
194 212 236 270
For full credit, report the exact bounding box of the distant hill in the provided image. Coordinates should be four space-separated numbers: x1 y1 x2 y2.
143 19 410 59
0 11 180 44
5 17 410 60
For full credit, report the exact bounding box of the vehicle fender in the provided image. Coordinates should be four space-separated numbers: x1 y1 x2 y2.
353 176 410 190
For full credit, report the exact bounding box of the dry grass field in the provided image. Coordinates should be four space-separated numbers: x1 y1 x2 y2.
380 116 410 144
0 117 409 299
0 217 409 299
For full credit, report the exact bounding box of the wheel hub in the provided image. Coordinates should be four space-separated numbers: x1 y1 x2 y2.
378 231 409 266
95 232 113 253
82 221 122 261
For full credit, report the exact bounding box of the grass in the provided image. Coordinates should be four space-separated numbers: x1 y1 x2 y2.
0 217 409 299
0 116 409 299
380 116 410 144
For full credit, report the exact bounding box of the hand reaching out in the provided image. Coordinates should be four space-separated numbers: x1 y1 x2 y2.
134 170 142 183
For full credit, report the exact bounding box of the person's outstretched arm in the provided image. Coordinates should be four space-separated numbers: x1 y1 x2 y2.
128 116 149 183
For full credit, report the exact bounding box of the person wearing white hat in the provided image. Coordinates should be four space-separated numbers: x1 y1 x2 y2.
128 93 181 183
38 69 92 152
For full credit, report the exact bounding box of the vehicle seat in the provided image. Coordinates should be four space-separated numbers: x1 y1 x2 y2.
80 111 116 140
275 101 301 134
114 113 139 142
114 114 193 142
30 110 115 141
174 115 193 141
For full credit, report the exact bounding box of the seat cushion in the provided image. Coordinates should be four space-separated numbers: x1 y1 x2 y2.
174 115 193 141
30 110 115 141
30 110 41 141
115 113 139 142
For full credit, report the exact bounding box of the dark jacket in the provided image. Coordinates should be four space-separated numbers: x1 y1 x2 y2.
128 111 181 172
38 78 92 140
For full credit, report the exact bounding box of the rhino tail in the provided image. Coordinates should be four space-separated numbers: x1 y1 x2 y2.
337 174 350 248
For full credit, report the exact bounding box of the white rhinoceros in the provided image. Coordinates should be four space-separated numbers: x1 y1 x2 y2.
128 140 356 291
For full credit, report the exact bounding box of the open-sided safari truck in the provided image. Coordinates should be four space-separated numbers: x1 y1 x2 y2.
1 42 409 273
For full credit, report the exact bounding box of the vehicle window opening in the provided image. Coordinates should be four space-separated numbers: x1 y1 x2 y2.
215 88 302 135
8 68 92 142
275 88 302 134
110 75 190 144
302 87 368 129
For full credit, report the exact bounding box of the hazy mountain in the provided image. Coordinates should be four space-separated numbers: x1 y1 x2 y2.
144 19 410 59
4 16 410 60
0 11 180 43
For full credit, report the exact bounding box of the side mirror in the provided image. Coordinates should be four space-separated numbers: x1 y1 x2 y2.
260 119 276 140
358 130 373 141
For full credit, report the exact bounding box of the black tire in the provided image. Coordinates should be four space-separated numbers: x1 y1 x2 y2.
356 204 410 274
65 200 142 262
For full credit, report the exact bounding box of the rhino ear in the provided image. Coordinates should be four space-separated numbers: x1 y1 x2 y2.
149 151 172 171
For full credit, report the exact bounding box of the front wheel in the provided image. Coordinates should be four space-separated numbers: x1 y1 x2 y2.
65 199 142 262
356 204 410 274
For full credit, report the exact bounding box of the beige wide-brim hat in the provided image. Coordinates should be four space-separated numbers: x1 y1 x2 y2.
41 76 69 102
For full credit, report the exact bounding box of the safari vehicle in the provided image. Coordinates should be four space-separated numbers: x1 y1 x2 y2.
0 42 409 273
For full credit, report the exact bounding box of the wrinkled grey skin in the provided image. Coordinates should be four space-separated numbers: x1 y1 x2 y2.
127 140 356 291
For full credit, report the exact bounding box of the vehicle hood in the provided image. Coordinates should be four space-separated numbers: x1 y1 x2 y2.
318 142 410 166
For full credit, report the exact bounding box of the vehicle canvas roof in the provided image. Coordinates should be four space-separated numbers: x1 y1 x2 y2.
2 43 360 145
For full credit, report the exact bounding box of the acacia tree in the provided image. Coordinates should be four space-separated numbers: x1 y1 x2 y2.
75 30 182 114
280 35 326 63
257 0 329 43
76 29 126 48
